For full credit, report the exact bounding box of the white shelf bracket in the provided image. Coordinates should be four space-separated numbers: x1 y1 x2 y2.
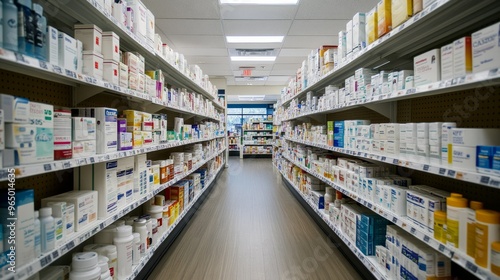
363 101 397 122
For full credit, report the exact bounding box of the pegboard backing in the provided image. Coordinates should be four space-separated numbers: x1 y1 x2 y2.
327 106 390 123
0 69 73 107
397 86 500 127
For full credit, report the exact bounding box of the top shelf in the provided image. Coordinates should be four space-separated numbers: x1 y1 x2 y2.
280 0 500 107
44 0 216 100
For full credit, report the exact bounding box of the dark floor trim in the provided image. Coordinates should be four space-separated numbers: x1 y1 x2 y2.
281 174 374 280
136 167 225 279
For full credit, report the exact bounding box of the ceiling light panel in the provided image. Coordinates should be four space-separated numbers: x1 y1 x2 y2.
221 0 298 5
226 36 284 43
231 56 276 62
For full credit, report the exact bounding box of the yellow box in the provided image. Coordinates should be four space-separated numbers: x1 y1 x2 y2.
123 110 142 131
366 8 378 45
377 0 392 37
392 0 412 28
132 130 143 148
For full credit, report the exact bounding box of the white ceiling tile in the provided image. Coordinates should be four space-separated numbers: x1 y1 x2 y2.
184 56 230 64
143 0 220 19
220 5 297 20
265 80 289 86
165 35 226 48
272 63 300 71
274 56 305 64
196 64 233 76
180 48 228 56
156 20 223 35
222 20 292 36
225 43 283 49
295 0 378 20
282 35 337 48
267 76 292 82
270 69 297 76
234 80 267 86
278 49 311 57
288 20 346 35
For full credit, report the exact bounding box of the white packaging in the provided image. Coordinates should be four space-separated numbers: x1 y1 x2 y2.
58 32 77 72
46 202 66 248
398 70 414 90
102 31 120 62
138 73 145 93
386 123 400 140
451 145 476 171
89 108 118 154
74 24 102 53
76 40 83 75
47 26 59 66
386 140 400 156
346 20 353 54
119 62 129 88
451 128 500 147
0 94 30 123
390 185 407 215
406 143 417 161
5 124 36 164
428 122 442 146
453 36 472 78
128 1 147 42
440 43 454 81
112 0 126 26
338 31 346 59
72 117 96 141
406 190 428 231
103 59 119 85
113 226 133 278
83 51 104 80
352 13 366 51
472 23 500 73
441 122 457 165
124 52 138 74
0 111 4 151
72 140 96 158
416 144 430 163
42 191 98 232
29 102 54 162
417 123 429 144
75 161 118 219
129 72 138 90
426 195 443 234
428 145 441 166
134 154 149 198
146 9 155 48
54 110 72 160
414 49 441 87
405 123 417 144
65 203 75 238
117 156 135 209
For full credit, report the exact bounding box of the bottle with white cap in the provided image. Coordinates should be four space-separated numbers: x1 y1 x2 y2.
95 224 117 244
132 233 141 265
39 207 55 253
133 219 147 256
34 210 41 256
113 225 133 278
83 244 117 280
70 252 101 280
98 256 112 280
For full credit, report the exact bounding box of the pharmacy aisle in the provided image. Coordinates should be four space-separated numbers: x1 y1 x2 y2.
148 158 363 280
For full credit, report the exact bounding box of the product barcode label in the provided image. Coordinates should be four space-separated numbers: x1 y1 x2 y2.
423 165 430 171
40 255 52 267
90 157 95 163
490 179 500 187
447 170 456 177
410 227 416 235
392 217 398 223
65 69 76 78
63 162 71 168
393 159 398 164
439 168 446 175
480 176 490 184
424 235 430 242
466 261 478 273
381 156 386 161
92 227 99 234
39 60 48 70
52 251 59 259
488 68 499 77
438 244 445 252
43 164 52 171
53 65 62 74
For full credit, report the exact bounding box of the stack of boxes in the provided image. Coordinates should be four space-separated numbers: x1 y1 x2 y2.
75 24 104 80
356 212 389 256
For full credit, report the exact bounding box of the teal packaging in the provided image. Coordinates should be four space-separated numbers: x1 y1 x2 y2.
32 3 46 60
29 102 54 162
3 0 18 52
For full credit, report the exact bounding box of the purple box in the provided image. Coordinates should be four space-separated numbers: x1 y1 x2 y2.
118 118 127 133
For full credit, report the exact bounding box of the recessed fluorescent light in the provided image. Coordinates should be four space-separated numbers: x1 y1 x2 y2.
231 56 276 62
221 0 298 4
226 36 284 43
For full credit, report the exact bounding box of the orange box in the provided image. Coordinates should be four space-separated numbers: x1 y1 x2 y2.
377 0 392 37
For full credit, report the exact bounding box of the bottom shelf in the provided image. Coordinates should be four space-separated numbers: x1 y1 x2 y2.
278 169 387 280
130 162 226 279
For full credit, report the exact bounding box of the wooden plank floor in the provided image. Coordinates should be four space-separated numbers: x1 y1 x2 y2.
149 158 363 280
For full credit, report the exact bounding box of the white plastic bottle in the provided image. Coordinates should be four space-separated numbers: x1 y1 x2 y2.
34 210 41 256
133 219 147 256
70 252 101 280
98 256 112 280
113 225 133 279
83 244 117 280
39 207 55 253
132 232 141 265
95 224 117 244
147 205 164 237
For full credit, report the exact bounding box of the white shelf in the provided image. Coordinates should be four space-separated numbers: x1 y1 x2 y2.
44 0 217 100
279 167 387 280
0 48 224 122
281 69 500 121
243 129 273 132
279 0 500 106
127 162 225 279
243 143 273 146
0 135 225 181
0 148 227 280
247 134 274 137
281 153 499 280
284 136 500 189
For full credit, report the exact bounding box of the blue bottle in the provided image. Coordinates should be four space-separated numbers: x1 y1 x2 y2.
15 0 33 56
3 0 17 52
32 3 45 60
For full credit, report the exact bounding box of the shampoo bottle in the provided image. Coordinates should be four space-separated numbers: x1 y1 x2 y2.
32 2 45 60
15 0 34 56
3 0 18 52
